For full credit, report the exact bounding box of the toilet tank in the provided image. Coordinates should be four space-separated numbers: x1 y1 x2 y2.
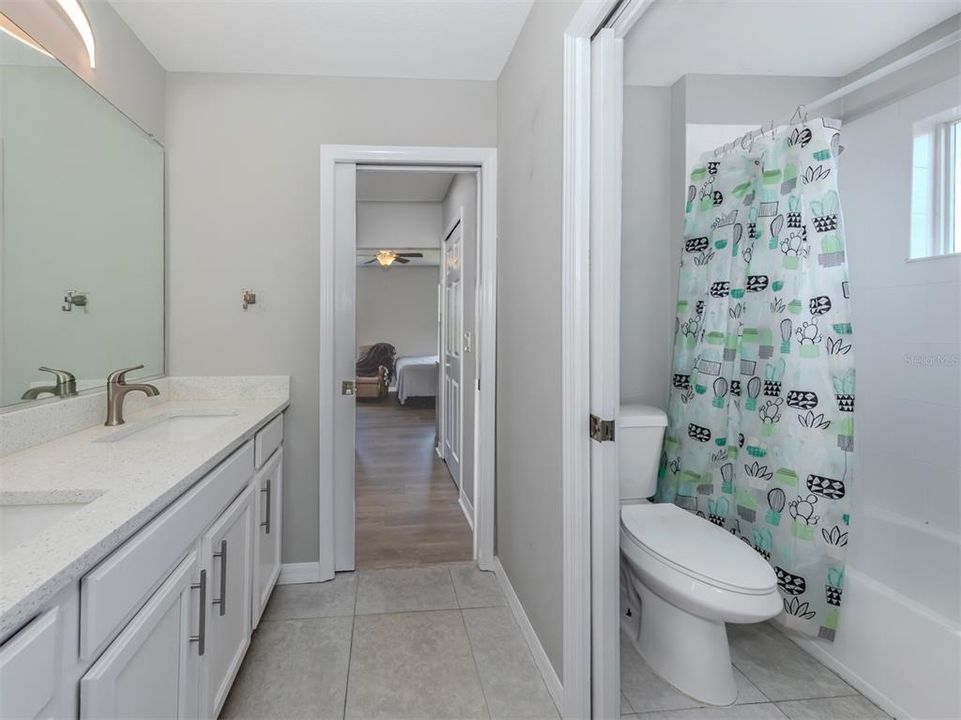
618 405 668 501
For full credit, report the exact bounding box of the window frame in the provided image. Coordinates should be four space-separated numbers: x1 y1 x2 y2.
911 106 961 260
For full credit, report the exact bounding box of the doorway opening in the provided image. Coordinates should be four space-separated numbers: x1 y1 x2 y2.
319 145 497 581
352 168 478 569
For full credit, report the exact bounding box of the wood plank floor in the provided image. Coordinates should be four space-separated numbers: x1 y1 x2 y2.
354 394 473 570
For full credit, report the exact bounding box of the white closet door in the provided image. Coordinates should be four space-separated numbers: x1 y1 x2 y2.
443 219 464 487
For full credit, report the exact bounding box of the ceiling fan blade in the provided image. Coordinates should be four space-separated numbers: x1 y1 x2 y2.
363 258 378 264
395 257 410 264
396 252 423 258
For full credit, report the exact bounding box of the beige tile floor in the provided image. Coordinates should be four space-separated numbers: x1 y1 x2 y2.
621 624 891 720
220 563 559 720
223 564 890 720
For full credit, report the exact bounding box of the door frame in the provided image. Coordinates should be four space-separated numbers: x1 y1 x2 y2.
561 1 655 717
319 145 497 580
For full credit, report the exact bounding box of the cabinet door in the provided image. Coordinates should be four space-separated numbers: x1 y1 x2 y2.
80 551 201 720
0 608 62 719
201 485 253 719
252 448 283 629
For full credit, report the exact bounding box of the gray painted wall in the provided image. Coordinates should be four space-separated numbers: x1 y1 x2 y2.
621 86 673 407
356 266 438 358
165 73 496 564
496 0 579 678
0 0 166 140
441 173 477 504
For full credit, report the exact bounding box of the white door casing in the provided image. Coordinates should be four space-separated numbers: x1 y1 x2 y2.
332 162 358 573
442 214 464 487
319 145 497 580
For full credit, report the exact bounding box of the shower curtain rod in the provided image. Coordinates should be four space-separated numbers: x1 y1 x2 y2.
714 27 961 155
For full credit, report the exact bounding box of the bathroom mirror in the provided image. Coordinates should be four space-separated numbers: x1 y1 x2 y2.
0 15 164 409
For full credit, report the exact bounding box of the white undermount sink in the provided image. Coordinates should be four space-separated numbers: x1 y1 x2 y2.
0 497 98 556
106 413 237 443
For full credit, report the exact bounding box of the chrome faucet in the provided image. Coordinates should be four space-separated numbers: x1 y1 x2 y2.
21 367 78 400
105 365 159 426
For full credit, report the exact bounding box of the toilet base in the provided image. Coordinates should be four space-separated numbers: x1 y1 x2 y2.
634 582 738 706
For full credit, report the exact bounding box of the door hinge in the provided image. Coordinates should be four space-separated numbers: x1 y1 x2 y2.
590 415 615 442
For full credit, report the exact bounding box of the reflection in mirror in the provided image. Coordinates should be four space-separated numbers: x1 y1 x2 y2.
0 14 164 409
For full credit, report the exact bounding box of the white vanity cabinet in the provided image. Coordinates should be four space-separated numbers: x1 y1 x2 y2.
79 552 202 720
200 484 254 719
252 447 283 628
0 409 287 720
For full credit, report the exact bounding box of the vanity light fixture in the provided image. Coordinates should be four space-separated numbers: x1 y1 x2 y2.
0 14 54 58
55 0 95 68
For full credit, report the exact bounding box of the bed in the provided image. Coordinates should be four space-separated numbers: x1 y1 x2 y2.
394 355 439 405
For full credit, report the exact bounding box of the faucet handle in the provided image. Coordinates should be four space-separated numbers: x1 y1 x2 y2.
38 367 76 384
107 365 145 385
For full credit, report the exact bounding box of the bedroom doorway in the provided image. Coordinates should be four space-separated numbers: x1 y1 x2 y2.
351 167 476 568
319 146 496 579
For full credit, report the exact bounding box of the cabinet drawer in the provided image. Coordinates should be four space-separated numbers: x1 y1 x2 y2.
0 608 61 719
254 413 283 469
80 441 254 660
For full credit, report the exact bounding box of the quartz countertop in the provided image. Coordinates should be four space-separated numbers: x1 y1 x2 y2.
0 390 289 639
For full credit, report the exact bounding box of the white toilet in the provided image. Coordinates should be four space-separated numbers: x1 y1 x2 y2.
618 404 782 706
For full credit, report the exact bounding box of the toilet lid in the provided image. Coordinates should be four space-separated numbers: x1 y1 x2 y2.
621 503 776 595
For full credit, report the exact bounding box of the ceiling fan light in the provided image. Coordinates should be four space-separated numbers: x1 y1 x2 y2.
376 250 396 267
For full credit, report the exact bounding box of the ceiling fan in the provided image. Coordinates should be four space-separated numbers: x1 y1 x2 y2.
361 250 423 267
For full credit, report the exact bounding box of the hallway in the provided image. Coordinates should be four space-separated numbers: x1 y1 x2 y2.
354 395 473 569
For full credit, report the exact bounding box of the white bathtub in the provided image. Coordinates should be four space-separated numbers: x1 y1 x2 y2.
773 508 961 720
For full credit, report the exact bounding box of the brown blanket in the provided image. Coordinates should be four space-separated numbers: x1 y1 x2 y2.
356 343 396 381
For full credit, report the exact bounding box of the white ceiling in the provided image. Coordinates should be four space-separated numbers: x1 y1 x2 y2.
108 0 533 80
357 169 455 202
624 0 961 87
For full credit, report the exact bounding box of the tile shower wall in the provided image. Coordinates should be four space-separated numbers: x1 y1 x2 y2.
808 71 961 720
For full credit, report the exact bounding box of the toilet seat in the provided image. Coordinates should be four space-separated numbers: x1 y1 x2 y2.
620 503 775 595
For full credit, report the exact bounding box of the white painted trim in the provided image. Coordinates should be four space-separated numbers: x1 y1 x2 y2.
561 2 655 717
277 562 322 585
319 145 497 581
459 492 474 532
493 558 564 713
560 20 594 720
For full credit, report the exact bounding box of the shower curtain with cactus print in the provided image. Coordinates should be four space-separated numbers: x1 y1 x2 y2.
657 119 854 640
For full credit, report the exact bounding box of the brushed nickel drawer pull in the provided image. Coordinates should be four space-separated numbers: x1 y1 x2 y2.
260 478 272 534
212 540 227 616
189 569 207 656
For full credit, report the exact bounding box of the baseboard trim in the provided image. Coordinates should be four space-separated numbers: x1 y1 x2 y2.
277 562 322 585
493 557 564 712
769 619 909 720
459 493 475 531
